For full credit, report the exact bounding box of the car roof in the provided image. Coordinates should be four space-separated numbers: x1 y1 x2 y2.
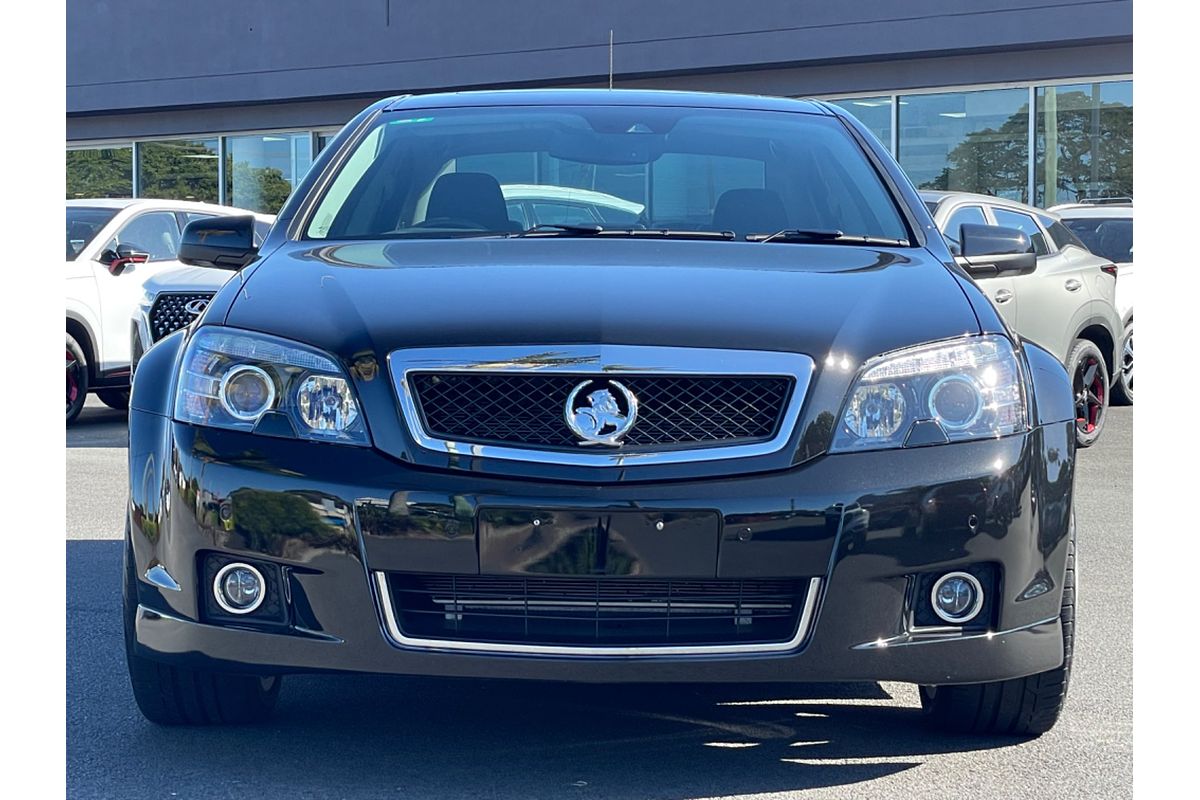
918 190 1060 218
385 89 828 115
1050 205 1133 219
66 198 240 213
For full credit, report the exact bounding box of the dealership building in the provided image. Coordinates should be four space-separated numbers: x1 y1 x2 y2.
67 1 1132 215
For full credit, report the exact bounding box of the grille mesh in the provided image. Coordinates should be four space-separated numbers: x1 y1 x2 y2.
411 373 791 449
388 573 808 647
149 292 215 342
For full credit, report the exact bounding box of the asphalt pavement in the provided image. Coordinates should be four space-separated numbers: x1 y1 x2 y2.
66 397 1133 799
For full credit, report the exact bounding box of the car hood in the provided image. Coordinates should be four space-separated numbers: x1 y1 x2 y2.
226 239 977 361
219 238 981 475
143 265 236 296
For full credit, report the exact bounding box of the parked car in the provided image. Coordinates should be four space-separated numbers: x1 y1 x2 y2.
66 199 267 423
501 184 645 229
1051 204 1133 404
130 214 275 374
921 191 1123 446
126 90 1077 737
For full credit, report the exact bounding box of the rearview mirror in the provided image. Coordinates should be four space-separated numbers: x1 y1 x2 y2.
102 243 150 276
955 223 1036 277
179 215 258 271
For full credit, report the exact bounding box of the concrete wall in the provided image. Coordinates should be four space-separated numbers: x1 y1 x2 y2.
67 0 1132 141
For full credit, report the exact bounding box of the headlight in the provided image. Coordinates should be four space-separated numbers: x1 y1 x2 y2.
174 327 371 446
830 335 1027 453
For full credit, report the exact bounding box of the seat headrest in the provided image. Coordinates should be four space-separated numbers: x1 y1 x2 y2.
712 188 789 240
426 172 512 231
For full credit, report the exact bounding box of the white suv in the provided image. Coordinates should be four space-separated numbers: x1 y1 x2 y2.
66 199 264 423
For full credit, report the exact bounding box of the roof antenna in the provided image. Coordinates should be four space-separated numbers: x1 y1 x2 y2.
608 30 614 89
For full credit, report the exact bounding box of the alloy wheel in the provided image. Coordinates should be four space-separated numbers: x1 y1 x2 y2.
1074 353 1106 435
1120 332 1133 393
67 348 81 413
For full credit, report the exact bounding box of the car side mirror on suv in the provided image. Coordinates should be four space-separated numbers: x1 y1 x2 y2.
101 243 151 276
955 223 1037 278
179 215 258 271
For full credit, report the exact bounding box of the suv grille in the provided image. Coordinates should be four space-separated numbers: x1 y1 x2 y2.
385 574 809 647
149 292 215 342
411 373 791 449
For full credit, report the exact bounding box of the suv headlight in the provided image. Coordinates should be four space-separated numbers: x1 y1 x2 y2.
174 327 370 446
830 335 1027 453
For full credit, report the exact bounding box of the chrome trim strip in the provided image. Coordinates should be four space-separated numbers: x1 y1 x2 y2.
373 573 821 657
387 345 815 467
852 614 1059 650
144 564 181 592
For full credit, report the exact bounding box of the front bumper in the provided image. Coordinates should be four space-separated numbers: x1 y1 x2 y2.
127 413 1074 685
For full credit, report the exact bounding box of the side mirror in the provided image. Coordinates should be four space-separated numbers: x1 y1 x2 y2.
179 215 258 271
103 243 151 276
955 223 1037 277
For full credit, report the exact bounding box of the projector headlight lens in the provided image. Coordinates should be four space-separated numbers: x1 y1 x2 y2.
831 335 1027 452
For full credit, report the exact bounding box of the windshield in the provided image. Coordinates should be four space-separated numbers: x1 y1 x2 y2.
305 106 910 243
66 206 119 261
1062 217 1133 263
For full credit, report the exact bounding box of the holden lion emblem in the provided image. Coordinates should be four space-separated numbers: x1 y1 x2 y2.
565 379 638 445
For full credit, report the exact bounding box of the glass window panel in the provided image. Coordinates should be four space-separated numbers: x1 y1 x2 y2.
899 88 1030 201
942 205 988 251
825 96 893 151
138 139 219 203
66 147 133 199
102 211 181 262
992 207 1049 256
651 153 763 226
1035 81 1132 207
1062 217 1133 262
225 132 313 214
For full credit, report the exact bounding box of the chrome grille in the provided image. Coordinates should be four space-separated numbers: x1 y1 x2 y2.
386 573 810 648
389 345 815 467
148 292 214 342
411 373 791 449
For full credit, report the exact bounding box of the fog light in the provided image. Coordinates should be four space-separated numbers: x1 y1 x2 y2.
931 571 984 624
213 563 265 615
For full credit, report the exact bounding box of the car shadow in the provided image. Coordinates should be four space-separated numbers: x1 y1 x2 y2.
68 543 1023 799
66 401 127 448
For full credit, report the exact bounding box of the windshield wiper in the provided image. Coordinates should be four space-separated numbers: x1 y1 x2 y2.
515 223 605 236
746 229 909 246
515 225 736 241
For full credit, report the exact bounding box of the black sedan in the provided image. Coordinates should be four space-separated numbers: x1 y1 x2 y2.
125 90 1077 736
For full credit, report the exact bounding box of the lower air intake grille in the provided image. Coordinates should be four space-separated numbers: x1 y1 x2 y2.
385 573 809 647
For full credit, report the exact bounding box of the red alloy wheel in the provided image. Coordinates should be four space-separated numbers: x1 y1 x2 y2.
67 347 80 411
1073 353 1105 434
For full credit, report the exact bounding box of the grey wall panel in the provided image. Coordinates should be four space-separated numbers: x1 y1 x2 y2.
67 42 1132 143
68 0 1132 116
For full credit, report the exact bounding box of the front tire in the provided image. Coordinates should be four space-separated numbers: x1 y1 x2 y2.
66 334 88 424
1068 338 1109 448
96 389 130 411
123 529 281 725
1111 322 1133 405
920 515 1075 736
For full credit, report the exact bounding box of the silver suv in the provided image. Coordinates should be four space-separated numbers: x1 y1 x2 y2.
922 191 1124 447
